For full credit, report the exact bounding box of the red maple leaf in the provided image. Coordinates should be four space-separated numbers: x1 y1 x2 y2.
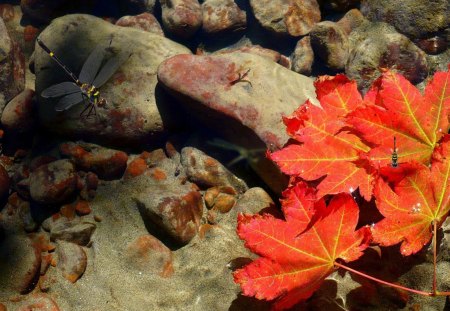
233 182 371 310
270 76 373 199
372 136 450 256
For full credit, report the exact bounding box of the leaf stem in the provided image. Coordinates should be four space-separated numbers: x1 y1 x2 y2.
433 220 437 294
334 262 434 296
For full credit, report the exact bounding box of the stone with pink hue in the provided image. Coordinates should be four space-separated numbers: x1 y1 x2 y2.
201 0 246 34
214 44 291 68
15 293 60 311
56 241 87 283
116 12 164 36
160 0 202 38
249 0 320 36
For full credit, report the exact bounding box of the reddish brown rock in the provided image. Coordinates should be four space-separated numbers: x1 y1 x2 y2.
0 17 25 110
310 21 349 70
201 0 246 34
291 36 314 75
0 235 41 294
204 186 237 213
15 293 60 311
0 4 15 22
124 157 149 179
1 192 36 233
1 88 35 133
249 0 320 36
59 203 76 220
77 171 98 200
75 200 92 216
50 220 96 246
134 182 203 244
60 142 128 180
29 159 77 204
160 0 202 38
0 302 6 311
56 240 87 283
30 155 57 171
415 35 448 55
116 13 164 36
181 147 248 192
125 234 174 277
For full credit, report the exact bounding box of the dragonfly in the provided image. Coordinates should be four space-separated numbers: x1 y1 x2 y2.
37 37 128 118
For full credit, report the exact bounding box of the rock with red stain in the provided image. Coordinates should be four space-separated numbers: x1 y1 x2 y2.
310 21 349 70
29 159 77 204
346 22 428 91
160 0 202 38
77 171 99 200
125 234 174 277
201 0 246 34
0 192 37 233
116 12 164 36
214 44 290 68
56 240 87 283
74 200 92 216
1 88 35 133
249 0 320 36
181 147 247 193
134 181 203 244
158 53 314 193
0 17 25 112
291 36 314 75
60 142 128 180
0 234 41 294
35 15 191 145
336 9 367 35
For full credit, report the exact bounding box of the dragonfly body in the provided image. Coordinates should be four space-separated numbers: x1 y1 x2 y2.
37 37 127 117
391 136 398 167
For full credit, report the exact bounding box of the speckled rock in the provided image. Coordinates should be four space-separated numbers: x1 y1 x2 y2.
157 52 314 193
360 0 449 39
56 240 87 283
134 181 203 244
310 21 349 70
181 147 248 193
160 0 202 38
50 219 96 246
116 12 164 36
336 8 367 35
125 234 174 277
60 141 128 180
249 0 320 36
0 234 41 294
346 22 429 91
0 17 25 113
29 159 77 204
291 36 314 75
35 14 191 146
201 0 246 34
1 88 35 133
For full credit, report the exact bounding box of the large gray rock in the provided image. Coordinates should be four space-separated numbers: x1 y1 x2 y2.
35 14 191 146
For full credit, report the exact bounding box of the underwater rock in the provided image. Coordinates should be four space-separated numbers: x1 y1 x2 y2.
157 52 315 193
0 234 41 294
249 0 320 36
336 8 367 35
1 88 35 134
115 12 164 36
0 17 25 114
50 220 96 246
360 0 449 39
35 14 191 146
0 193 35 234
120 0 157 15
60 142 128 180
291 36 314 75
181 147 248 193
13 293 61 311
134 182 203 244
201 0 246 34
77 171 98 200
74 200 92 216
125 234 174 277
29 159 77 205
231 187 275 217
346 22 428 91
310 21 349 70
160 0 202 38
56 240 87 283
214 44 291 68
0 163 9 200
415 35 448 55
320 0 359 12
0 4 15 22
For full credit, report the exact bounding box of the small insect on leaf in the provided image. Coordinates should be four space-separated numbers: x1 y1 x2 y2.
392 136 398 168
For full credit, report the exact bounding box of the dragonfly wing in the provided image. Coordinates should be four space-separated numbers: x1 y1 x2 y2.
41 82 80 98
79 44 107 84
55 92 84 111
93 52 130 88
